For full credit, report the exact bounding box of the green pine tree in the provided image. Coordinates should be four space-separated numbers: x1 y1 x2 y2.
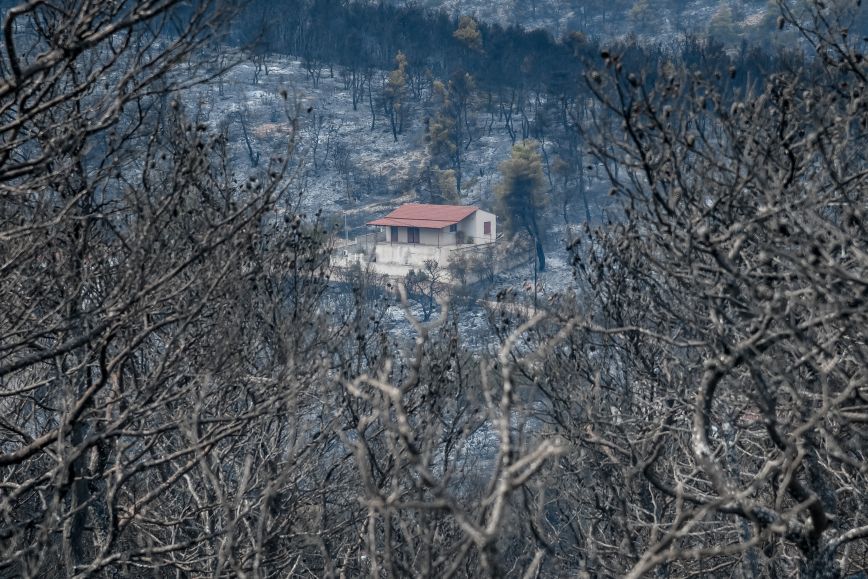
496 140 548 271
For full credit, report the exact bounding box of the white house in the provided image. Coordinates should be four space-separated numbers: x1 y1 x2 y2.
347 203 497 279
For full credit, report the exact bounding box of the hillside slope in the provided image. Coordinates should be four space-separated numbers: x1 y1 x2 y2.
388 0 772 42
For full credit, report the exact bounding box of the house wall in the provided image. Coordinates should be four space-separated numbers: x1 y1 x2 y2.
379 226 453 246
419 228 441 246
474 210 497 243
457 217 475 242
439 228 458 245
456 210 496 243
334 238 504 284
374 242 452 266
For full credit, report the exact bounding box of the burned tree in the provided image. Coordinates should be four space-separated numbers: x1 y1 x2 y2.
0 4 561 577
520 2 868 577
0 1 334 575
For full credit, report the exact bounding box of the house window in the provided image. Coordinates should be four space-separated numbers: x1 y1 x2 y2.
484 221 491 235
408 227 420 244
390 226 399 243
449 224 457 232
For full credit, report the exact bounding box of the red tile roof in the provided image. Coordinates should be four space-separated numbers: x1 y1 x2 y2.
367 203 478 229
366 217 463 229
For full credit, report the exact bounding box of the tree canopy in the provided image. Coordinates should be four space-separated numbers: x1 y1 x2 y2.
496 139 548 271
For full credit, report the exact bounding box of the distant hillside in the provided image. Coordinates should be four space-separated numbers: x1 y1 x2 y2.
388 0 773 43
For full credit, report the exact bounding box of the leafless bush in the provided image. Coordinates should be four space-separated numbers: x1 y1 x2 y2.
0 5 561 576
0 1 337 575
341 291 561 577
513 3 868 577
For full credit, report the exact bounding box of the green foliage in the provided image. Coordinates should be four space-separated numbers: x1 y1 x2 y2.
628 0 655 30
495 140 546 236
432 168 460 203
496 140 548 270
384 51 408 140
453 15 482 52
385 51 408 101
427 84 458 164
708 0 738 42
426 74 476 197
